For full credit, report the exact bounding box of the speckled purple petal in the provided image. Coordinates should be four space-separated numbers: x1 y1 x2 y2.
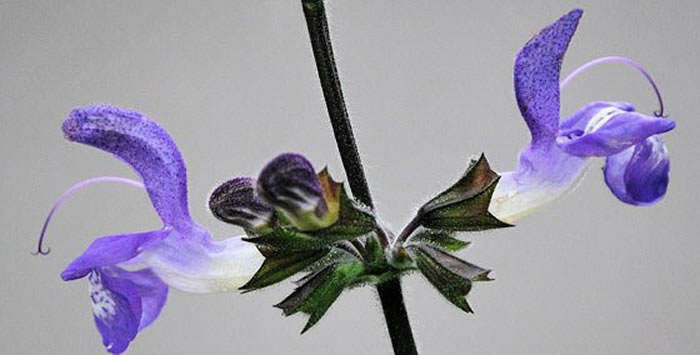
88 269 141 354
62 105 192 230
61 229 168 281
603 136 670 205
514 9 582 146
556 106 675 157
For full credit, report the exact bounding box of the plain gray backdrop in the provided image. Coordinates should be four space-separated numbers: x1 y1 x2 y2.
2 1 698 354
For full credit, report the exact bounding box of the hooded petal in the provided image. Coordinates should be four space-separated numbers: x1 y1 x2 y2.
61 229 169 281
62 105 192 230
556 104 675 157
514 9 582 146
603 136 670 205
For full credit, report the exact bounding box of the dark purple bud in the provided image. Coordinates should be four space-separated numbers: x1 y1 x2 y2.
209 177 275 231
257 153 337 230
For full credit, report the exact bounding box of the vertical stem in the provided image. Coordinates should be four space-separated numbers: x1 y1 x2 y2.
301 1 418 354
376 279 418 355
301 0 373 206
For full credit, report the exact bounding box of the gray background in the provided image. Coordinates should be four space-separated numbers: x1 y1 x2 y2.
2 1 698 354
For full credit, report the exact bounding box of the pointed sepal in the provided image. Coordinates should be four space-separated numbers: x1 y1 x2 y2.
240 249 330 291
243 229 329 253
418 154 512 232
411 244 491 313
274 262 366 333
275 265 336 316
409 230 471 252
306 184 375 241
318 167 341 219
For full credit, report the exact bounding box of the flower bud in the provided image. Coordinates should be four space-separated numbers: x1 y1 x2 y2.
257 153 339 230
209 177 276 232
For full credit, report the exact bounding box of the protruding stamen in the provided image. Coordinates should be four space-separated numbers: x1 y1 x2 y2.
34 176 144 256
560 56 666 117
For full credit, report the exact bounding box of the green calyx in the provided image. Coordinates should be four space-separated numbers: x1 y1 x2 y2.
238 155 510 333
417 154 513 232
272 169 343 231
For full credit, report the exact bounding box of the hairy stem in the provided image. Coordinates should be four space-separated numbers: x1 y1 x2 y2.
301 0 373 206
301 1 417 354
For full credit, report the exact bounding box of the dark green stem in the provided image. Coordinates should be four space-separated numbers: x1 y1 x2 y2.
301 0 373 206
376 279 418 355
301 1 418 354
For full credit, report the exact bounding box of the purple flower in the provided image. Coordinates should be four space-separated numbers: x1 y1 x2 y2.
488 9 675 223
38 105 263 353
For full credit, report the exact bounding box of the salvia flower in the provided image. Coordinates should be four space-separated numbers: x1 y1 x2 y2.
38 105 263 353
257 153 340 231
488 9 676 223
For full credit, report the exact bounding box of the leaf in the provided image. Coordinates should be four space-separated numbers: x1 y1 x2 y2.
240 248 330 291
410 229 471 252
274 261 366 333
307 184 375 241
411 245 491 313
419 154 512 232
